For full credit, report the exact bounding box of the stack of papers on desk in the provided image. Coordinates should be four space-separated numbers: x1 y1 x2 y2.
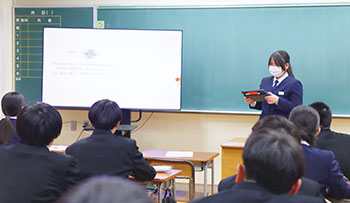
49 145 68 151
165 151 193 157
153 165 172 173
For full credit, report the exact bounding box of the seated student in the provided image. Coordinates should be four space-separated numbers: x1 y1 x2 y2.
218 115 323 200
310 102 350 179
58 176 153 203
289 105 350 199
192 129 322 203
0 92 26 144
0 102 81 203
66 99 156 181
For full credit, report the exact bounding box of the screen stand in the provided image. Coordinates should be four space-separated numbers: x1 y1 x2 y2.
115 109 137 138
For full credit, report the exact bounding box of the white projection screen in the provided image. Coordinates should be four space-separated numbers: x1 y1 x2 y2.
42 28 182 110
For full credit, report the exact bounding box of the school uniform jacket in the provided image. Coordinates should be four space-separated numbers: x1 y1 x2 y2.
251 76 303 119
190 181 323 203
66 128 156 182
0 143 81 203
316 129 350 180
218 175 324 199
303 144 350 199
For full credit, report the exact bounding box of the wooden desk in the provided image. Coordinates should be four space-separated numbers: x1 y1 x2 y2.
143 149 219 196
221 137 246 179
146 169 182 203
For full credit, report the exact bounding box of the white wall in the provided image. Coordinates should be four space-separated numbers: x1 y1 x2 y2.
1 0 14 97
0 0 2 96
2 0 350 186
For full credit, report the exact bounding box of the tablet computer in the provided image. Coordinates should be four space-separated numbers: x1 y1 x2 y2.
241 89 268 102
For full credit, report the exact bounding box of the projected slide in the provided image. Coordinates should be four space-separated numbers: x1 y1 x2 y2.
42 28 182 109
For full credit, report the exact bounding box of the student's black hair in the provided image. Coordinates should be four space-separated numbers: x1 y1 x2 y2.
269 50 295 78
57 176 153 203
16 102 62 147
0 116 15 144
252 115 301 142
243 128 305 194
1 92 26 116
88 99 122 130
309 102 332 129
289 105 320 146
0 92 26 144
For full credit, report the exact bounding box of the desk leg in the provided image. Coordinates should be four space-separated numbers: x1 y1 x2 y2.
171 179 176 200
211 160 215 195
157 182 163 203
203 162 208 196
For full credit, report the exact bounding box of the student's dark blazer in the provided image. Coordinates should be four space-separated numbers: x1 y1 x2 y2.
218 175 324 200
66 128 156 182
316 128 350 179
10 118 23 144
0 143 80 203
302 144 350 199
190 181 323 203
250 76 303 119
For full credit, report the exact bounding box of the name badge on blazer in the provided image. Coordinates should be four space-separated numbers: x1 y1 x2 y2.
278 91 285 96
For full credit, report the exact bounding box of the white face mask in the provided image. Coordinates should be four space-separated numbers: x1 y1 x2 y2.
269 65 284 78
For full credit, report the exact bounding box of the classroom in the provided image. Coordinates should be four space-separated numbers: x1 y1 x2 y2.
2 0 350 201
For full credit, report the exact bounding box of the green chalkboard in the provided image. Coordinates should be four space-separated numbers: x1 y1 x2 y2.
14 7 94 104
98 6 350 115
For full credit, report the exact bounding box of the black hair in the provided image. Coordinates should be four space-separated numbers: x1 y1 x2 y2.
1 92 26 116
243 129 305 194
88 99 122 130
57 176 153 203
289 105 320 146
309 102 332 128
269 50 295 78
0 92 26 144
16 102 62 147
252 115 301 142
0 117 15 144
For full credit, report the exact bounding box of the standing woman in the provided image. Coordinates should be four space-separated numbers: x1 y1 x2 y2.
245 50 303 119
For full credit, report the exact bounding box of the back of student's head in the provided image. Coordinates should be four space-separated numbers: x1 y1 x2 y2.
289 105 320 146
243 129 305 194
0 92 26 144
1 92 26 116
58 176 153 203
16 102 62 147
309 102 332 128
252 115 301 142
88 99 122 130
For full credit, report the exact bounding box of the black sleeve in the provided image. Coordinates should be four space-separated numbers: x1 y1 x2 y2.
130 140 156 182
62 158 82 190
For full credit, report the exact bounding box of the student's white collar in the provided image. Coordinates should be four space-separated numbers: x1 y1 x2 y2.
300 140 310 146
273 72 289 86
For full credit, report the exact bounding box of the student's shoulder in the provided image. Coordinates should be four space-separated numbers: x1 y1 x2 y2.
49 149 75 163
286 76 302 86
261 76 273 83
309 146 335 162
117 136 137 146
270 194 324 203
332 131 350 141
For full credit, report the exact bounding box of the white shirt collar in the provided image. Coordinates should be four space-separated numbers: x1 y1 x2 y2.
273 72 289 87
301 140 310 146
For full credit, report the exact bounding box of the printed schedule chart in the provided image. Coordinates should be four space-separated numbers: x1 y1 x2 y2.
14 8 93 104
15 10 61 81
